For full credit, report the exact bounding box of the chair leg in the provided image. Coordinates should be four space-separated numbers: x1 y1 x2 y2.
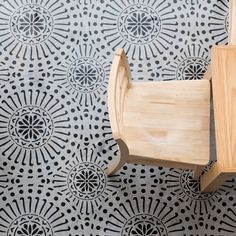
193 165 205 179
105 156 127 176
200 162 229 192
105 139 129 176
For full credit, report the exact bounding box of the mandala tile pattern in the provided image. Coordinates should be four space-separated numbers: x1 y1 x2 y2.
162 44 210 80
53 148 121 214
71 105 110 151
0 197 71 236
209 0 229 44
67 162 106 200
0 158 55 199
218 198 236 234
0 56 55 86
101 0 178 60
10 4 53 45
105 196 184 235
175 0 211 17
0 89 70 165
53 44 109 106
122 214 167 236
9 106 53 149
118 5 161 45
165 168 235 215
68 58 104 92
0 0 70 60
173 0 214 46
0 0 235 235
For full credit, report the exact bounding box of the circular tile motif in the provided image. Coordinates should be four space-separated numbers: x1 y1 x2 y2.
118 4 161 45
0 197 71 235
180 170 214 200
67 58 105 93
162 45 210 81
105 197 183 235
8 106 53 149
7 214 53 236
67 162 106 200
165 168 235 216
10 4 54 45
54 149 121 214
0 0 69 59
53 45 109 106
0 89 70 165
176 57 208 80
122 214 167 236
101 0 177 60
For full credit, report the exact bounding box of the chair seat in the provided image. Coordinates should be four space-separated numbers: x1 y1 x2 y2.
122 80 210 167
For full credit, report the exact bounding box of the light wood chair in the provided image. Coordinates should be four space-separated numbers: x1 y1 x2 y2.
106 48 210 178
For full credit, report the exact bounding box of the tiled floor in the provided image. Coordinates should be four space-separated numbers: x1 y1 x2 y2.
0 0 235 235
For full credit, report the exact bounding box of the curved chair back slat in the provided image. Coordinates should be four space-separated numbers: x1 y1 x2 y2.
108 48 131 140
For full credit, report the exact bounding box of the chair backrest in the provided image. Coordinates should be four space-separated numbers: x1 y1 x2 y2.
229 0 236 44
108 48 132 141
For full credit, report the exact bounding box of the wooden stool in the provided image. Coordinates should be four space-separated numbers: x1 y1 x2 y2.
106 48 210 179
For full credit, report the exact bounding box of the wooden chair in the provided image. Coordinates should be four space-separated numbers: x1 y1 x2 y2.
106 48 210 178
107 0 236 193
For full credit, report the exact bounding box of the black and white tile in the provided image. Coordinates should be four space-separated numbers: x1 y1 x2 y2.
0 0 235 235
